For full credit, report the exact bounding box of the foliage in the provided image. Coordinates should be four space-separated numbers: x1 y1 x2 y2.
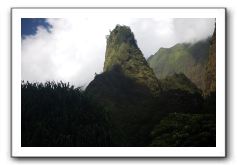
155 89 204 114
150 113 216 147
21 81 114 147
203 91 216 114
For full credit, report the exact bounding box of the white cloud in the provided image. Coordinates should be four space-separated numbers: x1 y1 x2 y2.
173 18 215 43
130 18 215 57
22 18 215 87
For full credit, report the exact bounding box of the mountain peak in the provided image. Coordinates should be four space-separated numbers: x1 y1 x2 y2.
104 25 139 72
105 25 138 50
103 25 161 94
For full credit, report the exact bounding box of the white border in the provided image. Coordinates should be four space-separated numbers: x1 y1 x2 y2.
11 8 226 157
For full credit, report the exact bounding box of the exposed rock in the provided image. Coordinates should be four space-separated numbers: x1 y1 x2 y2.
103 25 161 94
204 26 216 95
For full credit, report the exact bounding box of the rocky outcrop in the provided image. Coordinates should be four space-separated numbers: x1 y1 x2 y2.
103 25 161 94
204 27 216 95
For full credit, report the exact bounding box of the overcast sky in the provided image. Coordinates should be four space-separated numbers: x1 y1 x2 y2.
21 18 215 87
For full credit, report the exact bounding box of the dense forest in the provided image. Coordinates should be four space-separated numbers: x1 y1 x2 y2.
21 81 114 146
22 25 216 147
21 81 216 147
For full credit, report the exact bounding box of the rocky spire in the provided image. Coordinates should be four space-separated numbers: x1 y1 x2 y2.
103 25 161 94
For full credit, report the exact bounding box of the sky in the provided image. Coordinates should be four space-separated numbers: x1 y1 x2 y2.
21 18 215 87
21 18 52 37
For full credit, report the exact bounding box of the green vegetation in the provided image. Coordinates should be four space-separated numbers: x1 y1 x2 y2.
160 73 201 94
21 81 114 147
147 39 211 91
86 65 156 146
86 66 215 146
150 113 216 147
22 80 215 147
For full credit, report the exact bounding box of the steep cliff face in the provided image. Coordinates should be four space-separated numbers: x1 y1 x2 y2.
86 25 161 146
103 25 161 94
147 39 211 91
86 25 162 108
204 27 216 95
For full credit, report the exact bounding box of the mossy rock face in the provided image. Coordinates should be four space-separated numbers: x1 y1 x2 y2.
147 38 211 91
204 27 216 95
104 25 161 94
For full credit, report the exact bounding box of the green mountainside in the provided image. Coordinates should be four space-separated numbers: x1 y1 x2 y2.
160 73 201 94
147 39 211 91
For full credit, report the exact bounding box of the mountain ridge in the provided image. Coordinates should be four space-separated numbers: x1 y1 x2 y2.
147 38 211 91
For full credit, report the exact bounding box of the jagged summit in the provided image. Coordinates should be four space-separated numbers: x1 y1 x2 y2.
104 25 140 71
103 25 160 94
